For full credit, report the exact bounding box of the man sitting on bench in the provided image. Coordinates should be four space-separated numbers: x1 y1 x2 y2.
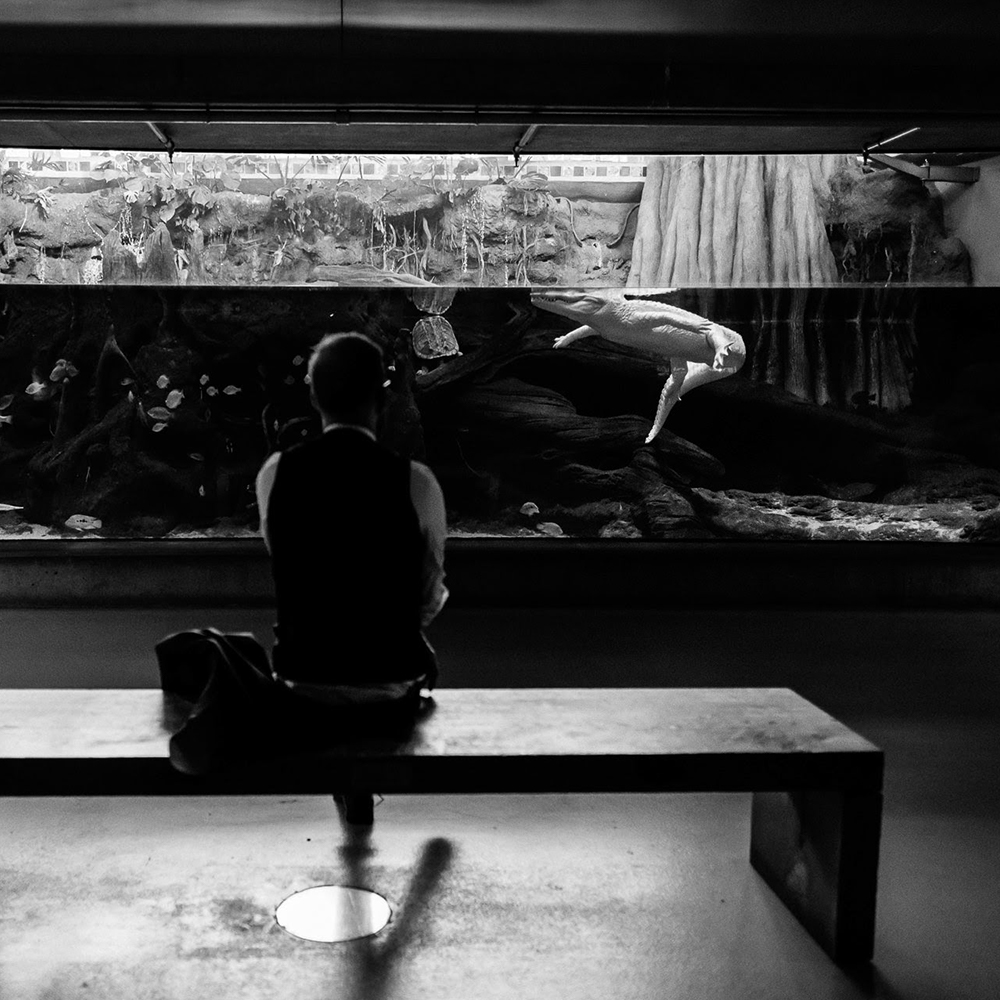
258 330 447 711
159 331 448 816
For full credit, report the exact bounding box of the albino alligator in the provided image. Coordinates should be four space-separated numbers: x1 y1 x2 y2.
531 289 746 443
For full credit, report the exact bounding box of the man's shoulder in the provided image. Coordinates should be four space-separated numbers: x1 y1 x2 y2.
409 459 442 489
257 450 282 480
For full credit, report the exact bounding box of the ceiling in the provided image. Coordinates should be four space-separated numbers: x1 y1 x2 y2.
2 0 999 155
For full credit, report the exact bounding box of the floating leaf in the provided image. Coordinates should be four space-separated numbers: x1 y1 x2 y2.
199 374 210 385
156 375 170 389
284 376 295 385
165 389 184 409
50 359 76 382
223 385 241 395
151 422 167 433
292 355 305 366
189 453 205 462
119 377 134 386
198 485 206 497
25 381 51 399
206 386 218 396
147 406 172 421
0 394 13 411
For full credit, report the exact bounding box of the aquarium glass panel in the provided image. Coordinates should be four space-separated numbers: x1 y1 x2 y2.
2 148 999 543
2 284 1000 542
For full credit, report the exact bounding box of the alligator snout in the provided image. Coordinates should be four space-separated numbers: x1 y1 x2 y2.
530 289 593 314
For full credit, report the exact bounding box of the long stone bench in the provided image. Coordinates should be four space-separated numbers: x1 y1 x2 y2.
0 686 883 964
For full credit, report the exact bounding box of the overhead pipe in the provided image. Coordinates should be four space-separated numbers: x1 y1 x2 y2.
145 121 176 159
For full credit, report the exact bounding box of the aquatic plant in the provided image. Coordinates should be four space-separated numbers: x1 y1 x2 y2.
1 152 55 225
94 152 238 237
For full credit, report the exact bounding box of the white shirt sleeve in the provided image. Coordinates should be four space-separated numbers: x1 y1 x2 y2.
409 460 449 627
255 452 281 553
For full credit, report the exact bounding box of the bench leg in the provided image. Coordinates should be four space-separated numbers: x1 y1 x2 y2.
332 793 375 826
749 788 882 965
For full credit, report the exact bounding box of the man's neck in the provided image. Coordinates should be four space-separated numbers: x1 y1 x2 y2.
322 420 377 441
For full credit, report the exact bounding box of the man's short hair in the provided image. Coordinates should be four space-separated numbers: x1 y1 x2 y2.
308 332 385 419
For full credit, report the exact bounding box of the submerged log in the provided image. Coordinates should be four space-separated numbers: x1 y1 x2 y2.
448 375 723 506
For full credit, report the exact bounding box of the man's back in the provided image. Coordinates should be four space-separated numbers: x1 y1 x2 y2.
266 428 430 687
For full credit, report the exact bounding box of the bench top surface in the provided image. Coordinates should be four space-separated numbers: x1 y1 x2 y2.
2 687 878 760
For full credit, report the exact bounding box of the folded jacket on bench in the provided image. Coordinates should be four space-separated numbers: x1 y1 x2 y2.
156 628 423 776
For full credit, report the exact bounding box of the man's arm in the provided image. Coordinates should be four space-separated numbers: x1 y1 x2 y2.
255 452 281 553
410 461 449 627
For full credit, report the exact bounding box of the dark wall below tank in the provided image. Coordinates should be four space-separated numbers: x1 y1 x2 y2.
2 538 997 720
2 605 997 721
1 539 998 609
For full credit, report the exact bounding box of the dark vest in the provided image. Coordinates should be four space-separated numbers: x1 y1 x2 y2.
267 428 429 685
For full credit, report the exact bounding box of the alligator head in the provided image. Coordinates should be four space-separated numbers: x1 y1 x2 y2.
529 289 622 322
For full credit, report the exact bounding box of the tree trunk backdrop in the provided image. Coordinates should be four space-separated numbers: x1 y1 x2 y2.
628 155 851 287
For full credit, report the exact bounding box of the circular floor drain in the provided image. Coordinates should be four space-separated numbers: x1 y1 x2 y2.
275 885 392 943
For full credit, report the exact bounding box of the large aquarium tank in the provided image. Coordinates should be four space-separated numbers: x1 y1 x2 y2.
1 148 998 544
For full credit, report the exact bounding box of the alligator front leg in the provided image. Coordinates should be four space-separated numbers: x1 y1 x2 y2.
706 325 746 372
679 360 739 397
553 325 599 349
645 359 689 443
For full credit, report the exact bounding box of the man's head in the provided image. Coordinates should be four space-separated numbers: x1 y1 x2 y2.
308 331 386 428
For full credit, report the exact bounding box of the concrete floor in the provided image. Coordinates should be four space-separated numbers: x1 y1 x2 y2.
3 609 1000 999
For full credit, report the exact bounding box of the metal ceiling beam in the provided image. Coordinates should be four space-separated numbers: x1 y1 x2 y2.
866 152 981 184
2 114 998 156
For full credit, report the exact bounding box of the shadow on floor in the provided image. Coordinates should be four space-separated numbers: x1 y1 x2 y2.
336 818 455 1000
